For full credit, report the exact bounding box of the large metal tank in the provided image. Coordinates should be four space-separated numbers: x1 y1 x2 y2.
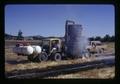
65 20 83 57
32 45 42 54
13 45 42 55
13 46 34 55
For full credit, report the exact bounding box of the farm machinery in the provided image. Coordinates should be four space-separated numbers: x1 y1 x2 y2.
13 38 66 62
13 20 107 62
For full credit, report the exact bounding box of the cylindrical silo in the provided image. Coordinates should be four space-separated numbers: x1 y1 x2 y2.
65 20 83 58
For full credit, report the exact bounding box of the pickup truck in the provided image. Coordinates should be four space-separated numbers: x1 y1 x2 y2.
86 41 107 54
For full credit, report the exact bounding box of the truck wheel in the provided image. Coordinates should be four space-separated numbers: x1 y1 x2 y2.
87 49 91 57
38 52 48 62
53 53 62 61
28 55 34 61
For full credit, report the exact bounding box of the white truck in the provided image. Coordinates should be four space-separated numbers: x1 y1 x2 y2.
86 41 107 54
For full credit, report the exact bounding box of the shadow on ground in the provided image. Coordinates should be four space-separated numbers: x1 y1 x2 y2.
6 60 31 65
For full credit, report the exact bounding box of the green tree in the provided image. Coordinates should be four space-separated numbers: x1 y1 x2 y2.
102 34 111 42
17 30 23 40
95 36 101 41
110 35 115 42
88 37 95 41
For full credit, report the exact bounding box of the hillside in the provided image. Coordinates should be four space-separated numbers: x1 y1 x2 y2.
5 33 64 40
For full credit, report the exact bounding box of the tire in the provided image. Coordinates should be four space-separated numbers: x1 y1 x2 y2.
28 55 34 61
38 52 48 62
87 49 90 52
53 53 62 61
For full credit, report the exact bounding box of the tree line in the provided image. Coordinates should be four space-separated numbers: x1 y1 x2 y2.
8 30 115 42
88 34 115 42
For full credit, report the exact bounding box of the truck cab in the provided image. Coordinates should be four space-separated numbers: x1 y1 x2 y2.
41 38 62 53
38 38 65 61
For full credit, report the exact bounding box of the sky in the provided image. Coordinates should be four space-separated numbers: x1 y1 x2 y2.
5 4 114 38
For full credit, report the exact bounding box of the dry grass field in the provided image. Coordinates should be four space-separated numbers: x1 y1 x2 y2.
103 42 115 53
5 40 115 79
45 66 115 79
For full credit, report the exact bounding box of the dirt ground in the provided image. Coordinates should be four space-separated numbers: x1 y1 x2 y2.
5 41 115 79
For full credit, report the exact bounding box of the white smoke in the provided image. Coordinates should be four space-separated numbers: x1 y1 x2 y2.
79 36 89 56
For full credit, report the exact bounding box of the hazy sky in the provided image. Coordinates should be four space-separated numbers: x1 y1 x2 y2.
5 4 114 37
